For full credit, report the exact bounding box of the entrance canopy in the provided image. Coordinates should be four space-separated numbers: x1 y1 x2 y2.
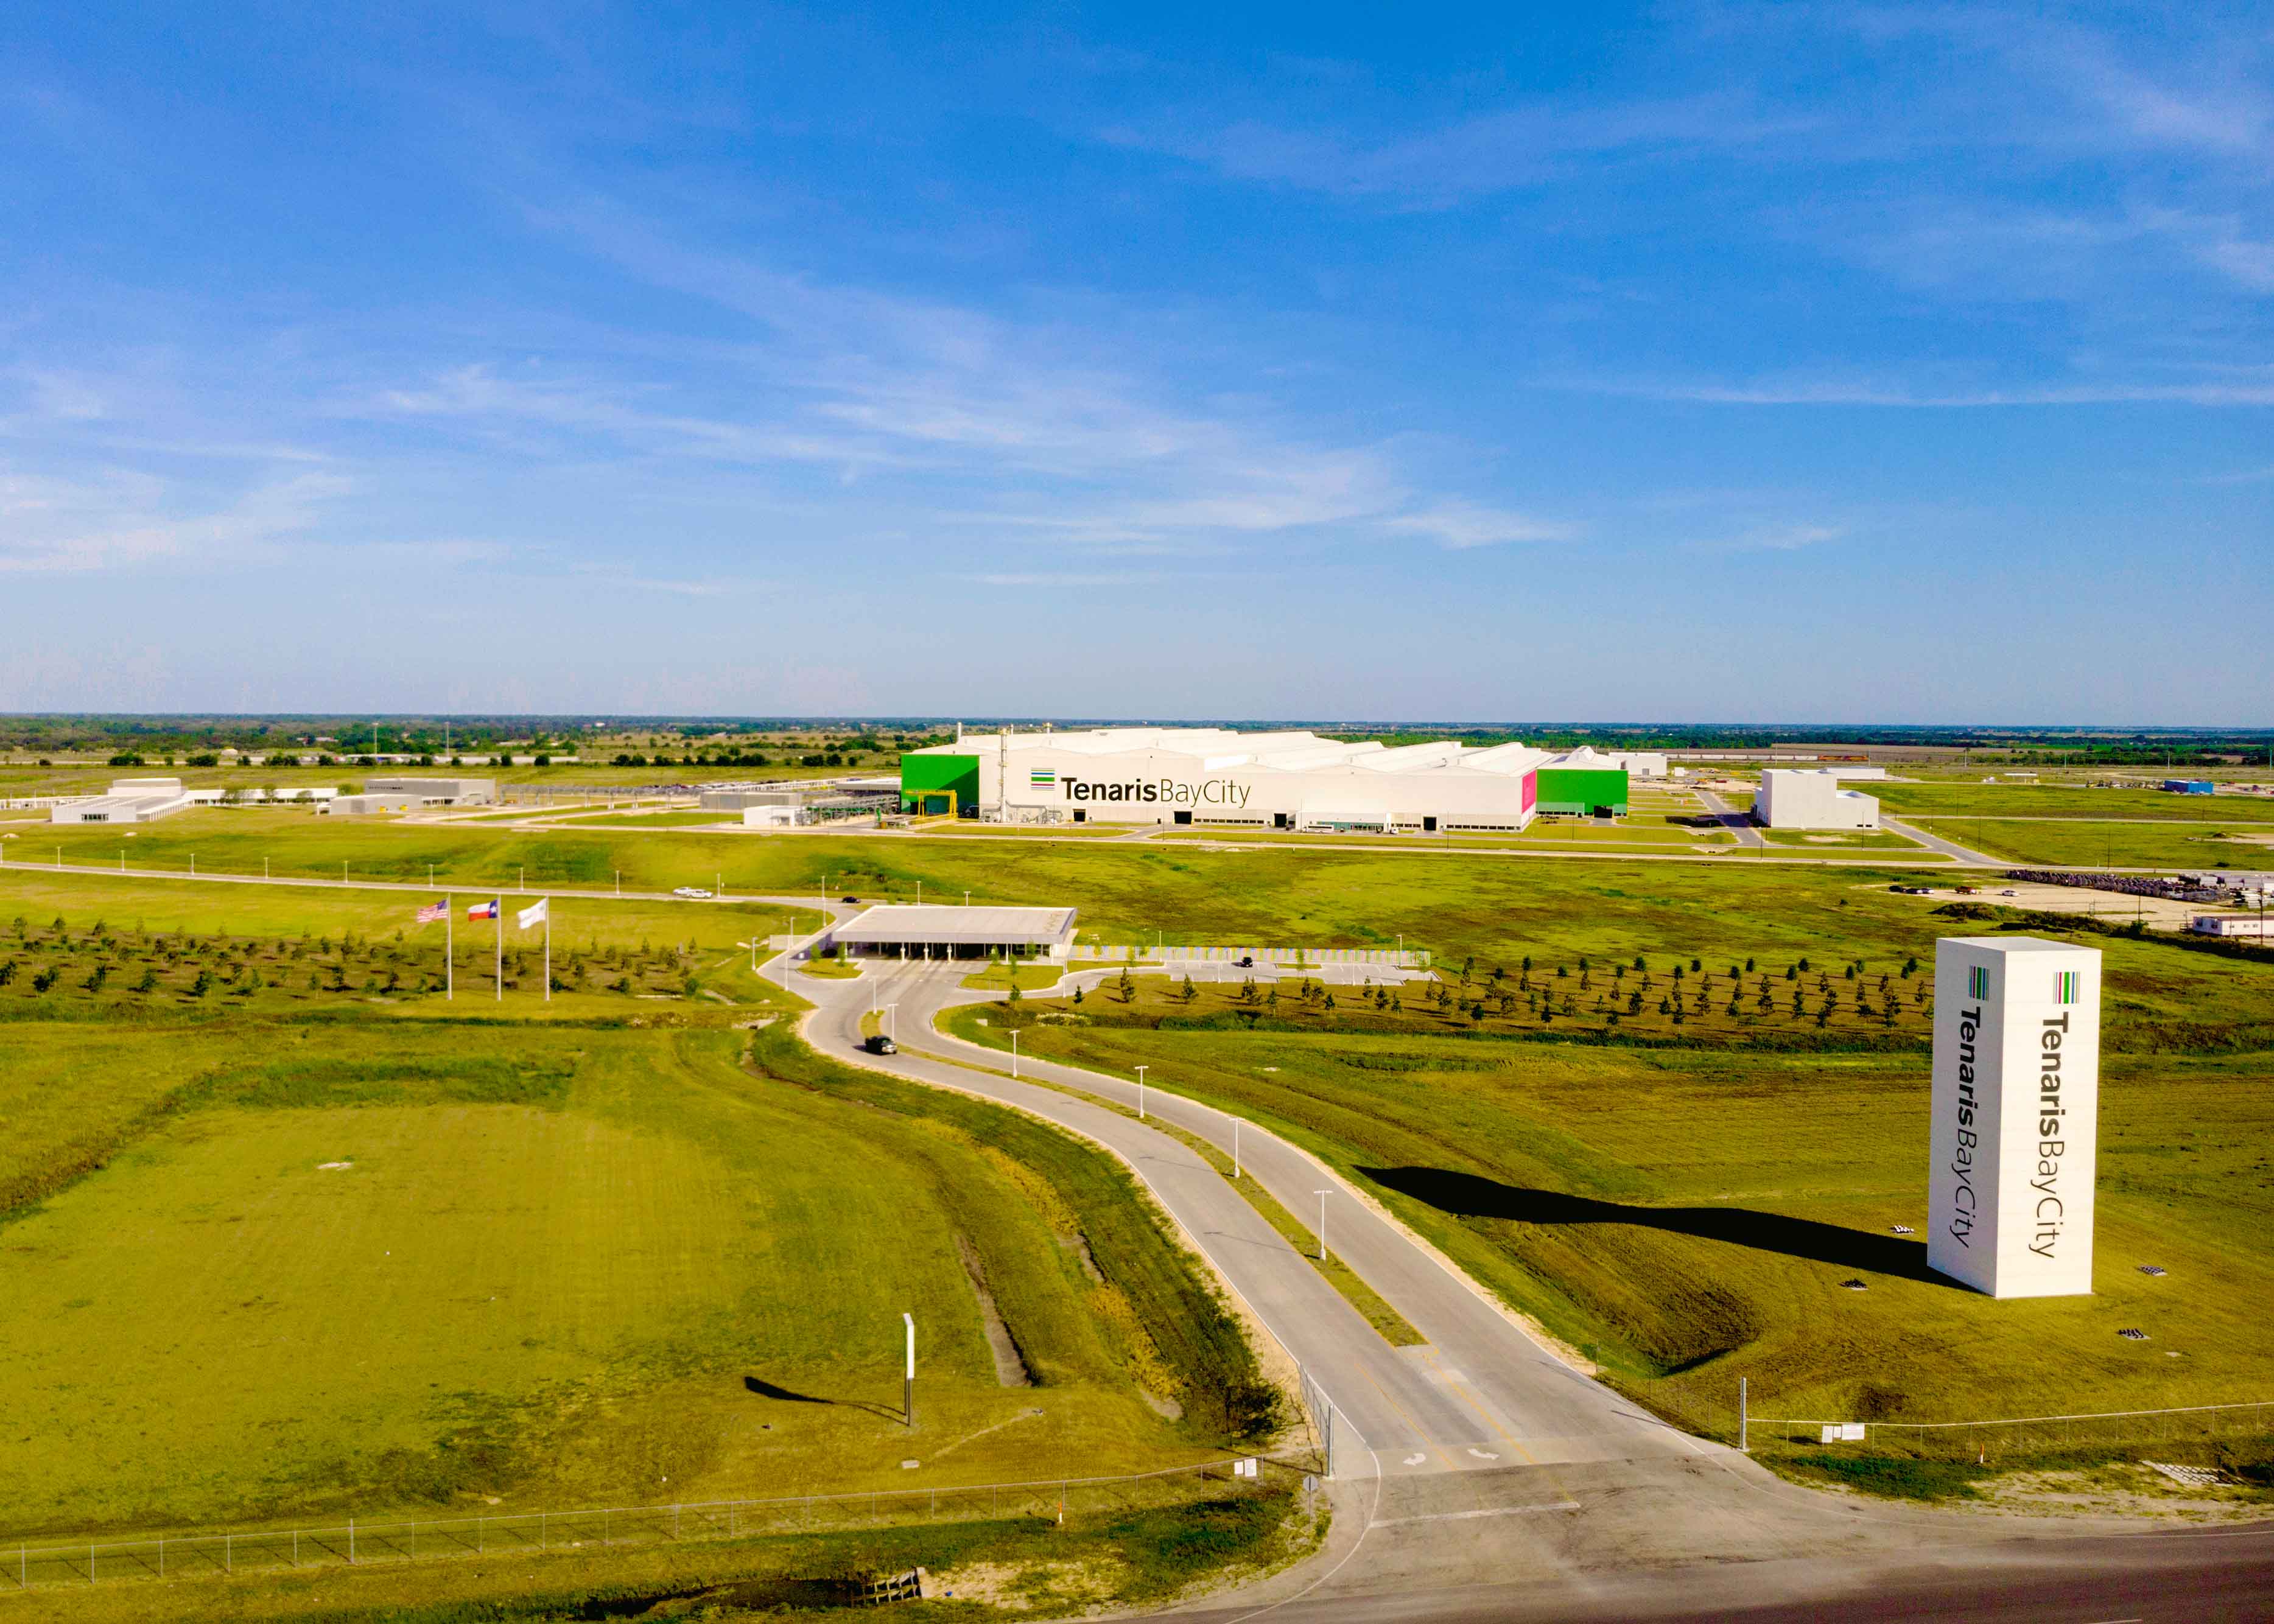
827 904 1078 959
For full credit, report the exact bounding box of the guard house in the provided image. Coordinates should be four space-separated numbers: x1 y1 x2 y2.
824 905 1078 961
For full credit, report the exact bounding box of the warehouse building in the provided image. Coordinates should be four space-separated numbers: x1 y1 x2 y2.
1751 768 1881 830
365 776 496 806
900 727 1627 831
49 777 202 824
823 904 1079 961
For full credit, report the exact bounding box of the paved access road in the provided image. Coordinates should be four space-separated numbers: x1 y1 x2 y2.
1691 787 1768 850
770 947 2274 1622
809 954 1705 1478
1880 814 2007 866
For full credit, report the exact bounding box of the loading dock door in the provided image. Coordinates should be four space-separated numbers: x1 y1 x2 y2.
1072 808 1086 823
1273 813 1291 829
1173 810 1193 825
1422 816 1439 832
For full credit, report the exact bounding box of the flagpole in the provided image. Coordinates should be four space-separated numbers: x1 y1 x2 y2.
544 904 552 1004
494 901 502 1002
446 894 454 1001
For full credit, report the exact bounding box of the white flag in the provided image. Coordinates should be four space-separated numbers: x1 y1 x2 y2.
517 898 550 930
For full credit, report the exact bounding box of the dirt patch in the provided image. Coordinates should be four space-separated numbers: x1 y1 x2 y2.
1972 1460 2274 1523
930 1556 1129 1611
955 1233 1034 1387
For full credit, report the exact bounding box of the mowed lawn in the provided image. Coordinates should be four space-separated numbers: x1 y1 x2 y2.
16 815 2018 963
1875 781 2274 823
0 1022 1223 1538
1908 816 2274 870
960 1018 2274 1438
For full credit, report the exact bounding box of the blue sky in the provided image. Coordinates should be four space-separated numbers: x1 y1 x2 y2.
1 2 2268 722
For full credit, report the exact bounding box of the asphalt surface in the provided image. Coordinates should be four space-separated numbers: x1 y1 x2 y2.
1880 814 2007 866
768 943 2274 1623
1691 788 1768 849
804 953 1707 1479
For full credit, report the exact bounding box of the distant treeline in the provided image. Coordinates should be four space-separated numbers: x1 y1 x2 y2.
5 715 2270 766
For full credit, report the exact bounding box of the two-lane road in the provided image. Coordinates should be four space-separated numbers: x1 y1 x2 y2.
765 944 2274 1620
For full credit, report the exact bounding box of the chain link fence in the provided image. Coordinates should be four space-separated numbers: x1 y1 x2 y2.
6 1454 1318 1594
1748 1399 2274 1458
1068 945 1429 970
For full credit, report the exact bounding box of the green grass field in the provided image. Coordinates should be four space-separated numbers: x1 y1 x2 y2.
1911 817 2274 869
0 873 1276 1547
1875 781 2274 823
10 810 2270 1555
942 892 2274 1443
4 814 2007 969
0 1019 1265 1538
950 1014 2274 1441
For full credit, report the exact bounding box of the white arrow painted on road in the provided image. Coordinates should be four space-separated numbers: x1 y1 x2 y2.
1467 1447 1500 1461
1403 1452 1427 1466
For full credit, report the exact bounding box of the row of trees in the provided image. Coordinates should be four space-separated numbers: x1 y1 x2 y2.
2 919 707 1003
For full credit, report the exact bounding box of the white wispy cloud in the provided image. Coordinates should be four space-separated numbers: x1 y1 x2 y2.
1382 503 1578 549
0 466 351 574
1102 91 1806 206
1564 366 2274 408
960 572 1165 587
1735 523 1844 551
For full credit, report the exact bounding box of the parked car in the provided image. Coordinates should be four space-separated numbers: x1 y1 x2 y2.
863 1034 897 1055
673 886 714 899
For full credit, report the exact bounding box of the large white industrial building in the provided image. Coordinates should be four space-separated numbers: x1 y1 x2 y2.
900 727 1633 832
1752 768 1882 830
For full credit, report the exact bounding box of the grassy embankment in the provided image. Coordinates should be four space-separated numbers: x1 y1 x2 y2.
0 877 1279 1581
941 876 2274 1461
29 1484 1310 1623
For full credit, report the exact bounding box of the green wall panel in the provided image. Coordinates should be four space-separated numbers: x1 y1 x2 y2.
1535 767 1629 816
900 753 980 814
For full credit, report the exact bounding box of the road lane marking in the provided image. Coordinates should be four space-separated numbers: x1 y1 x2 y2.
1352 1356 1462 1472
1370 1502 1581 1527
1419 1345 1540 1466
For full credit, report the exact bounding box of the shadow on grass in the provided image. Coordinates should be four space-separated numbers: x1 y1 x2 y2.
1357 1166 1940 1283
743 1376 904 1420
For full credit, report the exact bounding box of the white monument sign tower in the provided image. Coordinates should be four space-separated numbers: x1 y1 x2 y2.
1928 936 2101 1298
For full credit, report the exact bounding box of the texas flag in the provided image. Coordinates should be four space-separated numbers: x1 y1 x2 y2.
468 899 500 920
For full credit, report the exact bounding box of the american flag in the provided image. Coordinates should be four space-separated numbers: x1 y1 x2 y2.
415 901 446 923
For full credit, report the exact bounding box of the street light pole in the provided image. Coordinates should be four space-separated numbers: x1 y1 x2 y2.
1011 1029 1019 1078
1314 1190 1331 1261
903 1312 916 1429
1135 1065 1146 1119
